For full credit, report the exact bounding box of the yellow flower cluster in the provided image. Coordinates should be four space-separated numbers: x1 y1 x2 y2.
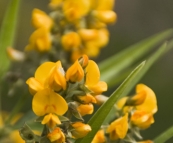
26 55 107 142
25 0 117 61
91 84 157 142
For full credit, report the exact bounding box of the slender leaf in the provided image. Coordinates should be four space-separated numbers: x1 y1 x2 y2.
0 0 21 76
99 29 173 87
154 125 173 143
75 61 145 143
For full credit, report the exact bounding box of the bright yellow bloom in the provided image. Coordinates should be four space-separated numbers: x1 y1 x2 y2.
85 60 107 94
91 0 115 11
25 28 51 52
49 0 63 9
78 29 98 41
26 61 66 94
63 0 90 21
42 113 61 129
32 88 68 126
61 32 81 51
106 114 128 140
10 130 25 143
136 84 157 114
66 59 84 82
47 127 65 143
92 129 106 143
130 110 154 129
77 94 96 104
77 103 94 116
32 8 53 30
71 122 91 138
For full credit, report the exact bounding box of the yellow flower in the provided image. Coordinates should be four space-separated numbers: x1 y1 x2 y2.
71 122 91 138
85 60 107 94
32 88 68 126
47 127 65 143
49 0 63 9
26 61 66 94
66 59 84 82
63 0 90 21
10 130 25 143
77 94 96 104
92 129 106 143
32 8 53 30
77 103 94 116
135 84 157 114
78 29 98 41
90 0 115 10
61 32 81 51
130 110 154 129
106 114 128 140
25 28 51 52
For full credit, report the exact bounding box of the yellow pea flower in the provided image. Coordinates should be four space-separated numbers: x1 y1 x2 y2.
77 94 96 104
32 88 68 126
26 61 66 94
71 122 91 138
106 114 128 140
130 110 154 129
25 28 51 52
61 32 81 51
92 129 106 143
10 130 25 143
77 103 94 116
63 0 90 21
47 127 65 143
49 0 63 9
66 59 84 82
78 29 98 41
135 84 157 114
32 8 53 30
85 60 107 94
91 0 115 11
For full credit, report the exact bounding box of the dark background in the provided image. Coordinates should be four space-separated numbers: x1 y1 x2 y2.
1 0 173 142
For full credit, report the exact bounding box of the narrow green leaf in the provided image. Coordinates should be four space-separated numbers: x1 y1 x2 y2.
0 0 21 76
99 29 173 86
75 61 145 143
153 126 173 143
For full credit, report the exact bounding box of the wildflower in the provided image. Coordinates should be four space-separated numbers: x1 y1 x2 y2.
130 110 154 129
78 29 98 41
61 32 81 51
25 28 51 52
26 61 66 95
106 114 128 140
32 88 68 128
32 8 53 30
47 127 65 143
77 103 94 116
135 84 157 114
49 0 63 9
71 122 91 138
85 60 107 94
92 129 106 143
66 59 84 82
63 0 90 21
77 94 96 104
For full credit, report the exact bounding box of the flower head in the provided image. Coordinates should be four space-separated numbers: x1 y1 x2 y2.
92 129 106 143
106 114 128 140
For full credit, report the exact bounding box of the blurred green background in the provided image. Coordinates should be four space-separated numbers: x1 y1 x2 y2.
1 0 173 142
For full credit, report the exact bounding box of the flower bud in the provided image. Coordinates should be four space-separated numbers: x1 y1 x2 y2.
77 94 96 104
78 29 98 41
71 122 91 138
92 130 106 143
77 103 94 116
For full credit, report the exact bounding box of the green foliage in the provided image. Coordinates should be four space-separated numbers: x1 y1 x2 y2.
0 0 21 77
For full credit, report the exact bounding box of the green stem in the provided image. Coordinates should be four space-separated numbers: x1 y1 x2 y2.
5 92 28 124
153 126 173 143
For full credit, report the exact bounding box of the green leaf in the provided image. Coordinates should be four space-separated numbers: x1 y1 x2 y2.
75 61 145 143
0 0 21 77
99 29 173 87
153 125 173 143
